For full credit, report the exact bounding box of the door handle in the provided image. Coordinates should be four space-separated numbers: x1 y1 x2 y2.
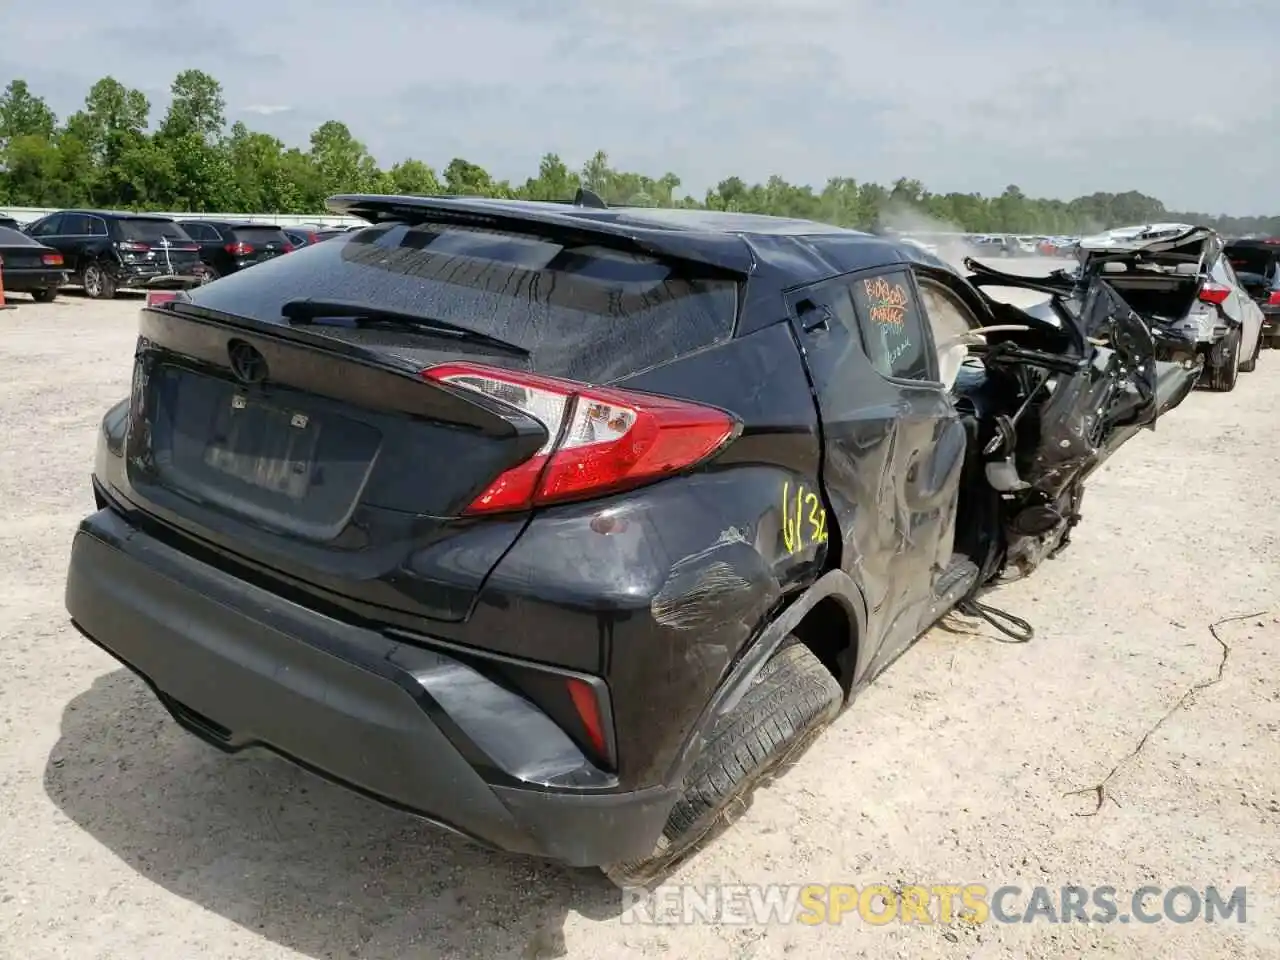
797 299 832 333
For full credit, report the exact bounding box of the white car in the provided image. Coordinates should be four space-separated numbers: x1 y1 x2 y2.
1074 224 1264 391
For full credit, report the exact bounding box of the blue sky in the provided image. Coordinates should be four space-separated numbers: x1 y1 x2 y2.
1 0 1276 215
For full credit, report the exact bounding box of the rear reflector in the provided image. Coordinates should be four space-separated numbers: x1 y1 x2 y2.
145 290 182 307
1269 291 1280 306
1198 284 1231 305
565 677 608 758
423 361 737 514
40 253 63 266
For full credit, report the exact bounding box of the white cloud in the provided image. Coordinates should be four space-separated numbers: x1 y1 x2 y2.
0 0 1275 214
241 104 292 116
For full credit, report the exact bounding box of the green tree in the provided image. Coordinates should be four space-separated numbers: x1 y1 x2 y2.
0 71 1276 237
0 80 56 150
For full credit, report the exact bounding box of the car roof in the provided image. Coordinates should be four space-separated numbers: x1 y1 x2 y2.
180 219 283 228
326 194 958 285
57 210 178 220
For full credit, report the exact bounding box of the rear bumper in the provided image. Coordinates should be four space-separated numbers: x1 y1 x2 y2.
64 507 675 867
115 264 203 290
2 267 66 291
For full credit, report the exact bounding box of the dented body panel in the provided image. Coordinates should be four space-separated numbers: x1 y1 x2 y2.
65 196 1200 868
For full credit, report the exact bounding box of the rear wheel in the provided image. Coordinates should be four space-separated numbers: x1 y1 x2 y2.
82 263 116 300
1204 328 1241 392
602 639 842 888
30 286 58 303
197 265 220 284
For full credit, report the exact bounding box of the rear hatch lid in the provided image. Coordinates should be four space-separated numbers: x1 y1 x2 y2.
1076 223 1218 324
115 217 201 272
108 213 741 624
227 224 293 264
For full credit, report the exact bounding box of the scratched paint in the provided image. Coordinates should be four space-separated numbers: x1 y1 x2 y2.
650 526 779 634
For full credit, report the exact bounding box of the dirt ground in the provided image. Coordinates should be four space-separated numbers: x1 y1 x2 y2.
1 267 1277 960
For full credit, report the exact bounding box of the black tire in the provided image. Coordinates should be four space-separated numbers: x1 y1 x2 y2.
82 263 116 300
29 286 58 303
197 265 220 284
1239 332 1260 373
1203 328 1241 392
602 640 842 887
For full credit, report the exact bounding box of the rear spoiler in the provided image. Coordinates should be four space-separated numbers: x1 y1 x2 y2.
324 193 754 276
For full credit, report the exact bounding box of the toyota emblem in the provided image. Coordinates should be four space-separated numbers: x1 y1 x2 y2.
227 339 269 385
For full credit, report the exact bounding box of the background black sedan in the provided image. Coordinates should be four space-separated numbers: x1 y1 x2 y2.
0 225 67 302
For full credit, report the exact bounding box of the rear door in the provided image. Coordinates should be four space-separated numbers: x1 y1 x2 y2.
787 266 966 670
180 222 224 268
228 225 291 266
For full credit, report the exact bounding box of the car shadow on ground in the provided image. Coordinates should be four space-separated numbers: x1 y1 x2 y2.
45 670 624 959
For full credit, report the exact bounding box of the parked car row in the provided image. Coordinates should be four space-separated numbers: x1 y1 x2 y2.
966 233 1080 257
0 209 348 302
62 195 1273 889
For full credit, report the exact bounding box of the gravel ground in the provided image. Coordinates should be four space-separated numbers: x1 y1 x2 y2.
1 267 1278 960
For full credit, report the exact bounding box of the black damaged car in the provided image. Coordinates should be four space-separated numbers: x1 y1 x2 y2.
64 194 1199 885
24 210 203 299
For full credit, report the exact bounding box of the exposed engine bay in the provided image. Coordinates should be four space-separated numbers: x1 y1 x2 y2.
948 259 1197 588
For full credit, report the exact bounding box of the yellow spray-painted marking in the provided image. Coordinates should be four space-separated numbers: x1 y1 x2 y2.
782 480 828 555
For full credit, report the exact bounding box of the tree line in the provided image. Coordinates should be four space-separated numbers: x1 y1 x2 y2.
1 71 1276 237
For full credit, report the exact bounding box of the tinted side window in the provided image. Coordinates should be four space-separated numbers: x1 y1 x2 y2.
848 270 934 381
31 214 64 237
87 216 108 237
60 214 91 235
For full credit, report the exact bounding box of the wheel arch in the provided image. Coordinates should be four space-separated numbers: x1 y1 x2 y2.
663 568 869 789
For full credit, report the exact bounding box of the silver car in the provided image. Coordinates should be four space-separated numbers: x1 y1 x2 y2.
1074 224 1264 392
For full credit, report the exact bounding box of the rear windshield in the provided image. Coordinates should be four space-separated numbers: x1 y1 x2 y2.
231 225 289 243
0 225 39 247
184 221 741 382
1226 246 1278 278
118 218 193 243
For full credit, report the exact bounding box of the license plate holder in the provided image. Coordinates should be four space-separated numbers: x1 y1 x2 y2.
203 393 321 500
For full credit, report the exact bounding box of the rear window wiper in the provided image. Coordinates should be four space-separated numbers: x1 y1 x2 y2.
281 298 530 357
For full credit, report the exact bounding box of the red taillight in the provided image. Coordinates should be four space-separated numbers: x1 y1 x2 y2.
40 253 63 266
145 290 181 307
422 361 737 514
225 241 254 256
565 677 608 757
1269 291 1280 306
117 241 150 253
1198 283 1231 305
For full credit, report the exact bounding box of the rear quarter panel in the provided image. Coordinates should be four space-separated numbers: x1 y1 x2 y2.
473 320 828 787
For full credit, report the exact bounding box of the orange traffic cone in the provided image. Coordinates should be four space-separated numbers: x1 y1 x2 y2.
0 253 12 310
